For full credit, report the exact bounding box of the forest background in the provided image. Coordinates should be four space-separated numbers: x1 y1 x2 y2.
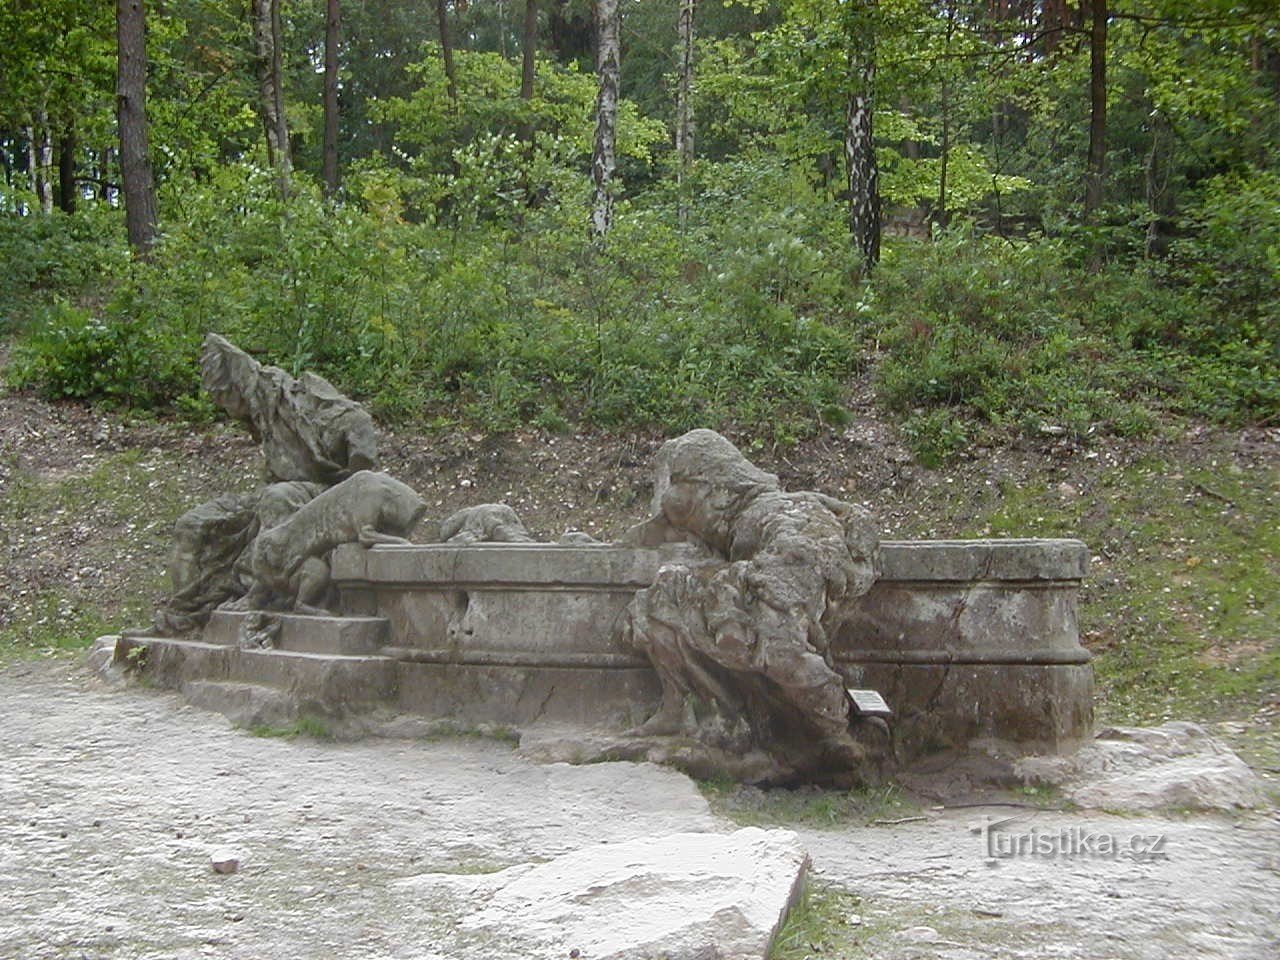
0 0 1276 452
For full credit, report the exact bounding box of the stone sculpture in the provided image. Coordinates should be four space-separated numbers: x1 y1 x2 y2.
615 429 880 779
201 333 379 484
154 335 387 632
241 470 426 613
439 503 534 544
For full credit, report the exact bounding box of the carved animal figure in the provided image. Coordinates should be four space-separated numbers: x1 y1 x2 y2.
245 470 427 612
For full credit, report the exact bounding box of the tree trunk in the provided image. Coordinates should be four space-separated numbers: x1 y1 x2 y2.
322 0 341 196
934 0 955 235
1083 0 1107 221
675 0 696 232
519 0 537 142
1144 110 1174 259
23 126 36 214
251 0 291 193
521 0 537 101
436 0 458 104
590 0 620 239
35 107 53 215
844 3 880 275
117 0 158 254
58 127 77 214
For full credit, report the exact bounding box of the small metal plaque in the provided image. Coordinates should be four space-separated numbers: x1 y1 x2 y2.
847 688 892 718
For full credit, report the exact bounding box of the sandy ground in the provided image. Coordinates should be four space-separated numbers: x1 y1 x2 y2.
3 661 1278 960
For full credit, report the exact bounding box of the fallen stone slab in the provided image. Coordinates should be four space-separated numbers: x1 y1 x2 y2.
396 827 809 960
1015 721 1268 812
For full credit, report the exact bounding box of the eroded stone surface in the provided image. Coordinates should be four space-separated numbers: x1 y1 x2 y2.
437 503 534 544
614 429 880 781
1015 721 1268 811
8 664 1279 960
397 827 808 960
201 333 379 485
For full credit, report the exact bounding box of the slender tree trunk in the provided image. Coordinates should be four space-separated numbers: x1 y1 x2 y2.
35 106 53 214
436 0 458 104
322 0 341 196
519 0 537 142
844 3 880 275
590 0 620 239
23 126 36 214
58 127 77 214
117 0 158 254
251 0 291 193
1144 110 1173 259
1083 0 1107 221
100 147 115 202
520 0 537 101
675 0 696 232
934 0 955 235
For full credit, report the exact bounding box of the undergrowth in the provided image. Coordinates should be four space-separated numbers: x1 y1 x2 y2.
4 163 1275 448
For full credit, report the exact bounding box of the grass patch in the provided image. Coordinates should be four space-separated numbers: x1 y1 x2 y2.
0 448 200 660
770 883 878 959
700 781 917 829
969 456 1280 724
249 715 334 740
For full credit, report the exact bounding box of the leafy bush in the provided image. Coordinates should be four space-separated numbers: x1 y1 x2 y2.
8 299 198 406
0 208 128 333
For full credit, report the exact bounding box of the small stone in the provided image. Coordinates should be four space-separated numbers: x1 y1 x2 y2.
211 850 241 875
896 925 939 942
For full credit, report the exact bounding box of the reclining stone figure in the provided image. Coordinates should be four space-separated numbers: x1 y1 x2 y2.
615 429 879 779
439 503 534 544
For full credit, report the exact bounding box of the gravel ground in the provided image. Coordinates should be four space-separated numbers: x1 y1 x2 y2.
3 661 1278 960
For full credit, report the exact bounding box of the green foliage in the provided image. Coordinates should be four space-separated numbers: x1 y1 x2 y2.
8 299 198 406
0 209 128 332
868 226 1276 458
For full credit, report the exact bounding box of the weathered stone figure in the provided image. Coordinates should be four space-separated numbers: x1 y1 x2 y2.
202 333 379 485
242 470 427 613
154 335 384 631
439 503 534 544
617 429 879 777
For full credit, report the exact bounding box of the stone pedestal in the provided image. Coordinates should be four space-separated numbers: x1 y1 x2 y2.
118 538 1093 761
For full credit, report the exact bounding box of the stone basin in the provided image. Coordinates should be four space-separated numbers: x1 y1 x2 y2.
326 538 1093 755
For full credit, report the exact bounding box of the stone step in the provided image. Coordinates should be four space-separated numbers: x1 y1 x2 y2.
204 610 389 655
232 648 397 708
117 634 398 717
182 680 297 729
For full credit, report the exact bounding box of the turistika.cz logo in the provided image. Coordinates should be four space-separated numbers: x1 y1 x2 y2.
972 816 1169 865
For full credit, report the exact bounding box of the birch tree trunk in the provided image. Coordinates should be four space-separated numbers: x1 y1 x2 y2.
591 0 620 239
1083 0 1107 221
844 2 880 275
251 0 291 193
322 0 341 196
675 0 696 231
35 106 53 215
117 0 158 254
